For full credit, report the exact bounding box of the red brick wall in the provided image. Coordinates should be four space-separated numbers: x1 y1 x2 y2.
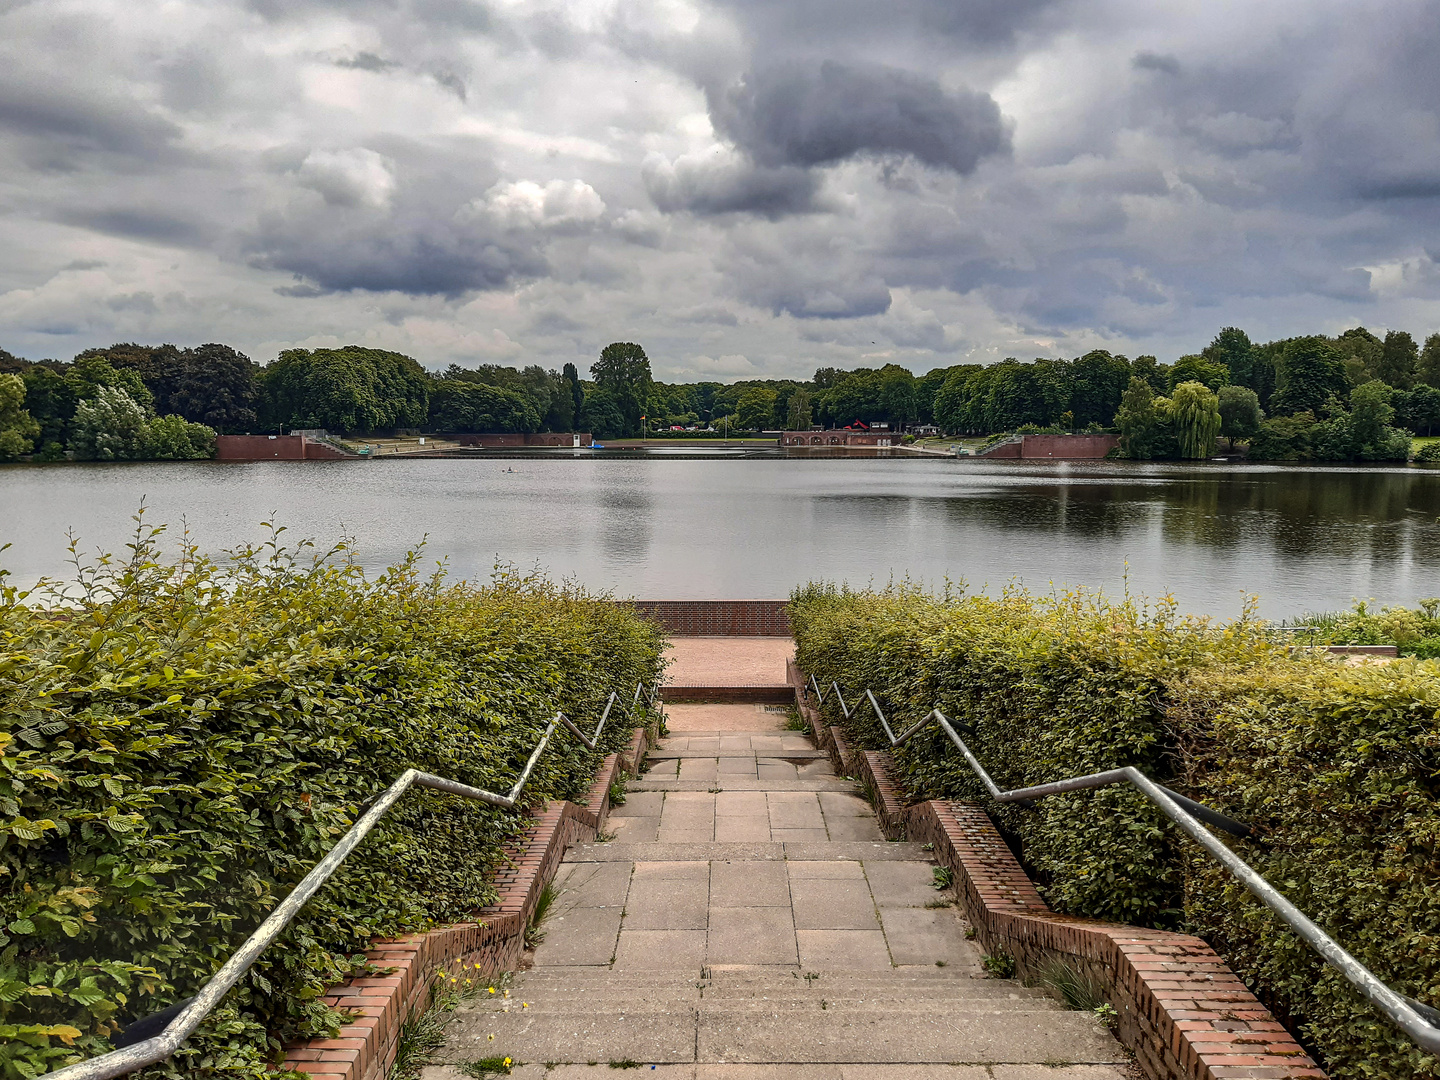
977 440 1022 458
1020 433 1119 459
216 435 308 460
215 435 354 461
622 599 790 636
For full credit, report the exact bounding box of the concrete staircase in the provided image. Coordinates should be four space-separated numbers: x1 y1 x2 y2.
424 703 1132 1079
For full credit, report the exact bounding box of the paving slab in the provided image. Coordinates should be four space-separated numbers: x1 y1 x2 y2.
614 929 709 972
665 702 786 731
532 906 623 966
696 1002 1124 1063
710 861 791 907
554 862 633 908
665 638 795 687
795 929 892 970
707 907 799 966
876 907 980 967
789 874 880 931
862 861 945 907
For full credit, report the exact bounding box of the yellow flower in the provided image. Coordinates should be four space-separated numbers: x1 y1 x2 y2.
504 1059 512 1066
487 987 496 994
487 1033 495 1041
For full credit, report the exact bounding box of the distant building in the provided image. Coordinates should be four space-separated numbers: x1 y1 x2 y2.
779 429 894 447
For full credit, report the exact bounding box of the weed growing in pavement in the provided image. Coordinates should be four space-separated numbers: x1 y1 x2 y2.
932 866 954 890
525 882 558 949
462 1056 514 1077
982 951 1016 978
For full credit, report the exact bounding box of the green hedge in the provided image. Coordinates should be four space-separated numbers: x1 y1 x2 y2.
1 521 665 1079
791 582 1440 1079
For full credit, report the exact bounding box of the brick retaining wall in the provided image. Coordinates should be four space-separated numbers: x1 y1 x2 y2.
280 727 653 1078
620 599 790 636
792 673 1323 1080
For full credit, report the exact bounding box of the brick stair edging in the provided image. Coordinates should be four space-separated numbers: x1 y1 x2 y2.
279 728 651 1079
788 672 1323 1080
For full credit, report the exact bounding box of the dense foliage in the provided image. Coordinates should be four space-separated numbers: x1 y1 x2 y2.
1285 599 1440 658
791 582 1440 1079
5 322 1439 452
0 521 664 1078
262 347 430 433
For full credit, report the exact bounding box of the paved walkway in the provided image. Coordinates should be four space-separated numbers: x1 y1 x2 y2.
665 638 794 687
426 702 1130 1079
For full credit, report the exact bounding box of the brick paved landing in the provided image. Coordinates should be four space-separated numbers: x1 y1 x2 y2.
425 705 1132 1079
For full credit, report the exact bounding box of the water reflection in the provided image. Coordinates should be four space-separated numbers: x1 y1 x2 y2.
2 458 1439 617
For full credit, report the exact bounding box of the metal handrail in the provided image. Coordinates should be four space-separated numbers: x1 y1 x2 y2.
806 676 1440 1054
52 681 662 1080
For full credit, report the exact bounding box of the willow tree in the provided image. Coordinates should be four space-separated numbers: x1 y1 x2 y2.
1171 380 1222 459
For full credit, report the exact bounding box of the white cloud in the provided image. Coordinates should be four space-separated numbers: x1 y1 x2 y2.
297 148 397 209
473 179 608 229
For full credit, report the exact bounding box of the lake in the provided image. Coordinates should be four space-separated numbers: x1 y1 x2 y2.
3 456 1439 619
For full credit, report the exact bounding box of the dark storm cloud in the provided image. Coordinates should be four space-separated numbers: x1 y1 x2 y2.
249 201 550 297
60 209 208 246
643 153 821 217
0 78 184 163
1131 52 1180 76
336 52 398 72
711 61 1009 174
711 0 1056 51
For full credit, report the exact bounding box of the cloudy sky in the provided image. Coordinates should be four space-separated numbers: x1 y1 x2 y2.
1 0 1438 381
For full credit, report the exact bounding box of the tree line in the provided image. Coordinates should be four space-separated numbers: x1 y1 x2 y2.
3 325 1438 461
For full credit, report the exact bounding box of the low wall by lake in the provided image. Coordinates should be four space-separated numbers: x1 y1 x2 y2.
620 599 790 636
980 433 1120 459
215 435 353 461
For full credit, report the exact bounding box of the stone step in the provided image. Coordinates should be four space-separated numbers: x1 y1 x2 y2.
630 780 857 792
423 1066 1132 1080
510 968 1035 990
565 842 932 862
440 1000 1122 1065
474 987 1056 1009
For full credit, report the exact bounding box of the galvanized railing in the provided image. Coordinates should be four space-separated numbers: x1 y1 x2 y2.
52 681 662 1080
808 676 1440 1053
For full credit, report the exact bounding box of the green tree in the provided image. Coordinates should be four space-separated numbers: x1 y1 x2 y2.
167 344 259 433
1170 380 1222 459
563 362 584 424
1395 384 1440 436
1377 330 1419 389
1269 337 1349 416
1419 333 1440 388
1248 412 1316 460
1068 350 1131 428
591 342 652 436
1116 377 1161 459
1169 354 1229 392
1202 327 1260 393
985 360 1051 430
1130 355 1170 395
1217 385 1263 447
263 346 429 432
786 388 813 430
0 372 40 460
80 343 181 411
146 414 217 459
69 387 152 460
20 365 73 449
737 386 778 431
579 386 627 438
1331 327 1384 387
876 365 917 426
819 369 883 427
428 380 541 433
67 354 154 412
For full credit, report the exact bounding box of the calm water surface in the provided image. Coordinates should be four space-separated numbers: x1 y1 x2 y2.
3 457 1440 618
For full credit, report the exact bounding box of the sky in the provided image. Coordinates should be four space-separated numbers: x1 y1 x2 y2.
1 0 1438 382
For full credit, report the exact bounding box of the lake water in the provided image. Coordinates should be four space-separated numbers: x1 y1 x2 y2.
3 456 1439 619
